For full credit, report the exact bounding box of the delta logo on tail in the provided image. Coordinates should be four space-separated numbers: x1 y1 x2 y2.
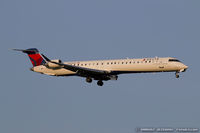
13 48 46 66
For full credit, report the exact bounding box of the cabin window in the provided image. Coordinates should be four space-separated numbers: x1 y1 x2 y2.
107 62 109 65
122 62 124 64
111 62 113 64
114 62 116 64
96 63 98 65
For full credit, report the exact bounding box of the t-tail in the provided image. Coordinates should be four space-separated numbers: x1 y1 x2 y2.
13 48 46 66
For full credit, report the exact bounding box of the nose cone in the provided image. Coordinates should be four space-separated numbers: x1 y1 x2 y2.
30 67 34 71
180 64 188 72
184 65 188 69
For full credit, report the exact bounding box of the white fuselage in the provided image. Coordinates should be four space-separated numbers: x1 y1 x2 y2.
31 57 188 76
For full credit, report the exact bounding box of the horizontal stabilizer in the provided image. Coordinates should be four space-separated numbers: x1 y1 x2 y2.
12 48 39 54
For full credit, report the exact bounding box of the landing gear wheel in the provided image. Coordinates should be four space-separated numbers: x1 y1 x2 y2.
86 77 92 83
97 80 103 86
175 72 180 78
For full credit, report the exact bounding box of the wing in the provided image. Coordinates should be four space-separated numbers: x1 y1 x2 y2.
41 54 110 77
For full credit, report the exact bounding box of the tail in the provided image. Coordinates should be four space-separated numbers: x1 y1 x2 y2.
13 48 46 67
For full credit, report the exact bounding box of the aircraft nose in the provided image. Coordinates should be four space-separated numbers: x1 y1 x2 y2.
180 64 188 72
184 65 188 69
30 67 34 71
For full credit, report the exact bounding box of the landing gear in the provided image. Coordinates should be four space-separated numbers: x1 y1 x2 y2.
86 77 104 86
86 77 92 83
97 80 103 86
175 72 180 78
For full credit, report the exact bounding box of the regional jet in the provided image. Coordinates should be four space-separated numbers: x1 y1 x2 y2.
13 48 188 86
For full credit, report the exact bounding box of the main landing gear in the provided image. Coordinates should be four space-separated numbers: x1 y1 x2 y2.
86 77 104 86
97 80 104 86
86 77 92 83
175 72 180 78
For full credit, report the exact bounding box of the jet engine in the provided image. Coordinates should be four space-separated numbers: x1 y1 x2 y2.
46 59 62 69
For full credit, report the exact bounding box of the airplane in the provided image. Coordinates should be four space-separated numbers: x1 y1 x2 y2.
13 48 188 86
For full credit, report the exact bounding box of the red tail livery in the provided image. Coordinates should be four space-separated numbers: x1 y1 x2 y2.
13 48 46 66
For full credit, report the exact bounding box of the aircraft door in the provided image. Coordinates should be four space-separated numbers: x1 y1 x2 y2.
154 57 165 70
158 60 165 69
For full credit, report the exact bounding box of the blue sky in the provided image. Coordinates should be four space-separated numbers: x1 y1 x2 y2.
0 0 200 133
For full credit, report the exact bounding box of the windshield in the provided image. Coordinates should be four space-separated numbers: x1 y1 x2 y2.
168 59 181 62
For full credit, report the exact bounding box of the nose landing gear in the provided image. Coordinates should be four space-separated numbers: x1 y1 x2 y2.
175 72 180 78
86 77 92 83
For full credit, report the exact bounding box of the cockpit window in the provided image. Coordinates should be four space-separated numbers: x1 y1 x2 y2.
169 59 181 62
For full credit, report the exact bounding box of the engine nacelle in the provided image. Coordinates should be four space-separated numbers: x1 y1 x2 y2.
46 59 62 69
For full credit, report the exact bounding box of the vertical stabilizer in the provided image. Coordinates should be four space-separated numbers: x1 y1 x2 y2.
13 48 46 66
